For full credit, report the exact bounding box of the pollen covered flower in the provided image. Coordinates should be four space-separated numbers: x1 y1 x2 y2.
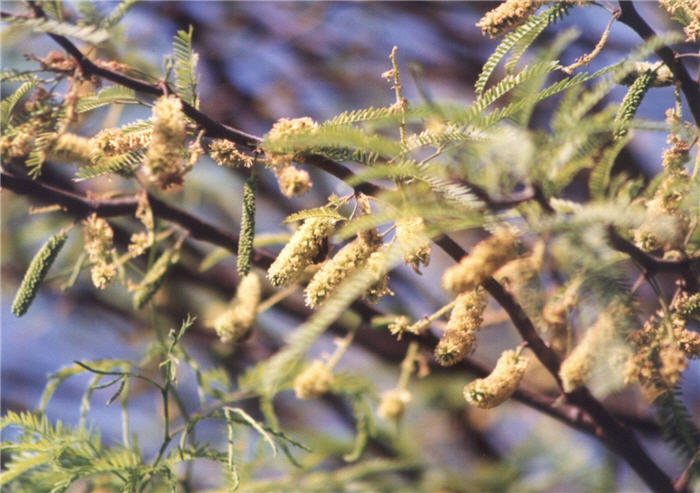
559 304 630 393
213 272 261 343
83 213 117 289
208 139 254 168
268 217 339 287
377 389 411 420
305 228 381 308
275 165 312 198
363 247 394 303
476 0 542 38
294 360 334 399
143 95 187 189
464 349 528 408
442 228 517 294
396 216 431 274
435 290 486 366
48 132 93 165
263 117 318 197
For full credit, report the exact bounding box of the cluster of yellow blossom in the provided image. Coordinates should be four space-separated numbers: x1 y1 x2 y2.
293 360 334 399
377 389 412 420
435 290 487 366
395 216 431 274
442 228 517 294
305 228 381 308
208 139 254 168
476 0 543 38
659 0 700 42
464 349 528 408
267 217 339 287
213 272 261 343
83 213 117 289
143 95 188 189
263 117 318 198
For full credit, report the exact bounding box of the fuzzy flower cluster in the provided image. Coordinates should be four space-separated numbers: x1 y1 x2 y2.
620 62 675 87
305 228 381 308
143 95 187 189
363 247 394 303
464 349 528 408
128 194 155 257
268 217 339 287
558 304 630 393
213 272 261 343
442 228 517 294
659 0 700 41
47 132 93 165
263 117 318 198
396 216 431 274
91 126 151 159
0 121 38 159
208 139 254 168
476 0 542 38
293 360 334 399
625 292 700 394
435 290 487 366
83 213 117 289
377 389 412 420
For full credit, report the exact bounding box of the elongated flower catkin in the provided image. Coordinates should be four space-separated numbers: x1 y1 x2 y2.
476 0 541 38
304 229 381 307
267 217 338 287
143 95 187 189
133 247 180 309
396 216 431 274
559 307 621 393
237 175 256 276
464 349 528 408
442 229 517 294
435 290 486 366
214 272 261 343
12 232 68 317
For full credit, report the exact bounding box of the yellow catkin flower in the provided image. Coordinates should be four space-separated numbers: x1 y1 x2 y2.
293 360 334 399
442 228 517 294
208 139 253 168
559 307 625 393
363 247 394 303
143 95 187 189
377 389 411 420
476 0 542 38
48 132 93 165
396 216 431 274
214 272 261 343
91 126 150 157
275 165 312 198
267 217 338 287
305 229 381 308
464 349 528 408
83 213 117 289
435 290 487 366
263 117 318 197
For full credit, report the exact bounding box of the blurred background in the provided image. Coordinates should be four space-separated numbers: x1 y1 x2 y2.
2 1 698 491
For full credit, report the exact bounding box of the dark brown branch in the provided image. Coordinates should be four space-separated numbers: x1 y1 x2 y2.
607 226 699 292
617 1 700 126
0 170 276 267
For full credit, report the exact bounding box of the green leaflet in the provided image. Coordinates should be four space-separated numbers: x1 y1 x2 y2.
613 69 656 140
1 78 39 127
132 246 180 309
5 17 109 44
12 232 68 317
172 25 199 108
237 174 256 276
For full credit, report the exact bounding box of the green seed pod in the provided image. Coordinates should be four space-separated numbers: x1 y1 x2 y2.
133 247 179 309
614 69 655 140
237 174 256 276
12 232 68 317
